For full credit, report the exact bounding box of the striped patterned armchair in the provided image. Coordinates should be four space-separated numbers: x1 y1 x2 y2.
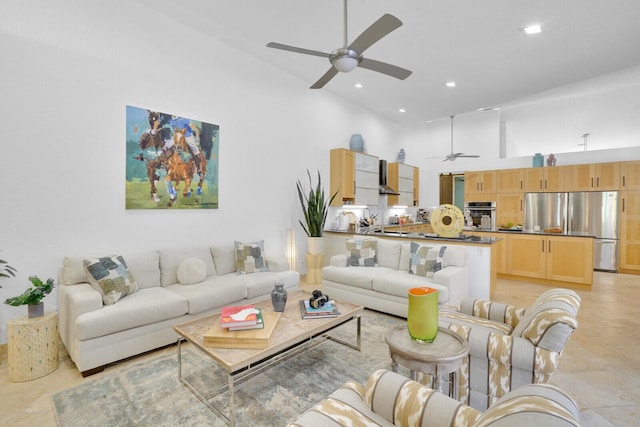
439 288 580 411
288 369 580 426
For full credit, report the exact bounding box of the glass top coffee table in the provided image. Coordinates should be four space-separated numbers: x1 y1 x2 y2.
173 290 363 426
385 325 469 399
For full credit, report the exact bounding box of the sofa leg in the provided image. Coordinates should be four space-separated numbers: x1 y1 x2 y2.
81 366 105 377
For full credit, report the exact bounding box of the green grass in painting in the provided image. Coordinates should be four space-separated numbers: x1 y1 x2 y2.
126 179 218 209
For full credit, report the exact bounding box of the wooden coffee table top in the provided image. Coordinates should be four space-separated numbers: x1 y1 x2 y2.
173 290 363 372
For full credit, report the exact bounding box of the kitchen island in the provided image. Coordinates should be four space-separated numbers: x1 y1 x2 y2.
465 229 594 290
324 230 500 299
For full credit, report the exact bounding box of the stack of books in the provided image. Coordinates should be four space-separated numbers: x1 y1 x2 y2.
299 299 340 319
219 304 264 331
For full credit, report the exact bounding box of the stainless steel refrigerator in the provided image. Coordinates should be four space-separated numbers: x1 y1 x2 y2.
568 191 619 272
524 192 567 232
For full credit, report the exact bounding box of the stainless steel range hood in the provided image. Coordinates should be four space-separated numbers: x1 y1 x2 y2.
379 160 399 195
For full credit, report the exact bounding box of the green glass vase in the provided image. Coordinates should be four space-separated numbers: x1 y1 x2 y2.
407 287 439 343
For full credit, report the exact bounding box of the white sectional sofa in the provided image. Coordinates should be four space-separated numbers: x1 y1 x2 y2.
322 237 468 317
58 245 299 375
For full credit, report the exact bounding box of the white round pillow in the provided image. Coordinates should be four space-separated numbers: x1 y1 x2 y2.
177 257 207 285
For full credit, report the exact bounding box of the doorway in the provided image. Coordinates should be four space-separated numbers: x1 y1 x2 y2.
439 173 465 211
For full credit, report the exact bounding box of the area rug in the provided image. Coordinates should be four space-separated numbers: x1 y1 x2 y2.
52 309 406 427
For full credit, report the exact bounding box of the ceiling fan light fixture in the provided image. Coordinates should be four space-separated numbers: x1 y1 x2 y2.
331 49 360 72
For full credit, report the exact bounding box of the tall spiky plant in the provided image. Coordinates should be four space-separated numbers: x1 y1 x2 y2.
296 170 338 237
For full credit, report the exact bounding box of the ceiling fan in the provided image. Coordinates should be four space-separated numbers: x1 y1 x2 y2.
427 115 481 162
266 0 412 89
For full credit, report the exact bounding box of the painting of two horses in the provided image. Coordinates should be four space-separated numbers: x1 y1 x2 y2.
126 105 219 209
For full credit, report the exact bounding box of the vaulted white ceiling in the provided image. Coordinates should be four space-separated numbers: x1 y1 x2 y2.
140 0 640 128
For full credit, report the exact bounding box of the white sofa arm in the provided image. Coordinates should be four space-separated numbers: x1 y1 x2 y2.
432 266 467 308
266 257 290 272
65 283 103 319
329 253 348 267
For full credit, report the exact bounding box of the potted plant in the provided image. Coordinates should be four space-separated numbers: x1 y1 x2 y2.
296 170 337 254
0 257 17 287
4 275 56 318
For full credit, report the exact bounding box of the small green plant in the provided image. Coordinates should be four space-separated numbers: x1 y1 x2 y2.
296 170 338 237
4 276 55 306
0 258 17 288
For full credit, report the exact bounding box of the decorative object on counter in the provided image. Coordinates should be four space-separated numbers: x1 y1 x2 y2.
407 287 439 343
349 134 364 152
4 275 56 318
533 152 544 167
271 282 288 312
296 169 338 254
397 148 406 163
430 204 465 237
547 153 557 166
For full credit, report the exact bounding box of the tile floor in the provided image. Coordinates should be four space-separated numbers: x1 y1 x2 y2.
1 272 638 426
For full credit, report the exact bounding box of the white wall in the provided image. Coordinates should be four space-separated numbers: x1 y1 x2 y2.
0 1 406 342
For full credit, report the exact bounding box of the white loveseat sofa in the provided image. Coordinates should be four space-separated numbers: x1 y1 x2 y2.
58 244 299 375
322 237 468 317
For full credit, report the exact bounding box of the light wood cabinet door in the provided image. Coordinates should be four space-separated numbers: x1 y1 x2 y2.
620 191 640 272
413 167 420 206
506 234 546 278
523 168 545 192
546 236 593 284
497 169 524 193
621 161 640 190
544 166 565 191
330 149 355 206
566 162 620 191
464 170 496 195
496 193 524 227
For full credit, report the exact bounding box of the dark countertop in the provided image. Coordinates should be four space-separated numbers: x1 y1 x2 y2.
466 228 596 238
325 229 501 245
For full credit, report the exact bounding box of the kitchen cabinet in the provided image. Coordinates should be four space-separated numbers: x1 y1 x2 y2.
496 169 524 193
464 170 496 202
496 193 524 227
506 234 593 285
565 162 620 192
413 167 420 206
388 162 417 206
621 160 640 190
523 166 566 192
619 190 640 273
330 149 379 206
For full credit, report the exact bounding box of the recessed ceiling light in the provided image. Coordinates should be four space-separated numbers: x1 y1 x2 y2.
354 82 363 88
398 108 406 113
445 81 456 88
521 24 543 35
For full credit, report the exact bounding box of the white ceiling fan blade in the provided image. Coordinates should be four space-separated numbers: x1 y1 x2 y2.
359 58 412 80
310 67 340 89
266 42 331 58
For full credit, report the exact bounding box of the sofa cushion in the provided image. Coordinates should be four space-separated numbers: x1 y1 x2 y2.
83 255 139 305
322 266 388 291
62 254 103 285
177 257 207 285
235 240 268 273
372 270 449 303
346 238 377 267
75 287 188 340
159 247 216 286
120 251 160 289
399 242 411 271
211 246 237 275
376 238 401 269
166 276 248 314
243 270 300 299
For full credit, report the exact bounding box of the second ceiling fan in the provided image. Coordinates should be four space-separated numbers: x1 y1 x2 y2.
427 115 481 162
266 0 412 89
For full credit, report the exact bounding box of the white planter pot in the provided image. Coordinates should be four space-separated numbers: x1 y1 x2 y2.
307 237 324 255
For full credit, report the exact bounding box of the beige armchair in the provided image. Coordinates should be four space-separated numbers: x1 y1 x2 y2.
288 369 581 427
439 288 580 411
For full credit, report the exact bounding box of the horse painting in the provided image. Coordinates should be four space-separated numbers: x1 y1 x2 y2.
164 128 207 206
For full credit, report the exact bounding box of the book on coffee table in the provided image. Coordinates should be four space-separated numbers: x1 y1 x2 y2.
203 311 280 349
219 305 260 329
228 310 264 331
299 300 340 319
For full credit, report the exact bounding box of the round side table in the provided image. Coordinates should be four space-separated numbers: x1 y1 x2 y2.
7 311 59 382
385 325 468 399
